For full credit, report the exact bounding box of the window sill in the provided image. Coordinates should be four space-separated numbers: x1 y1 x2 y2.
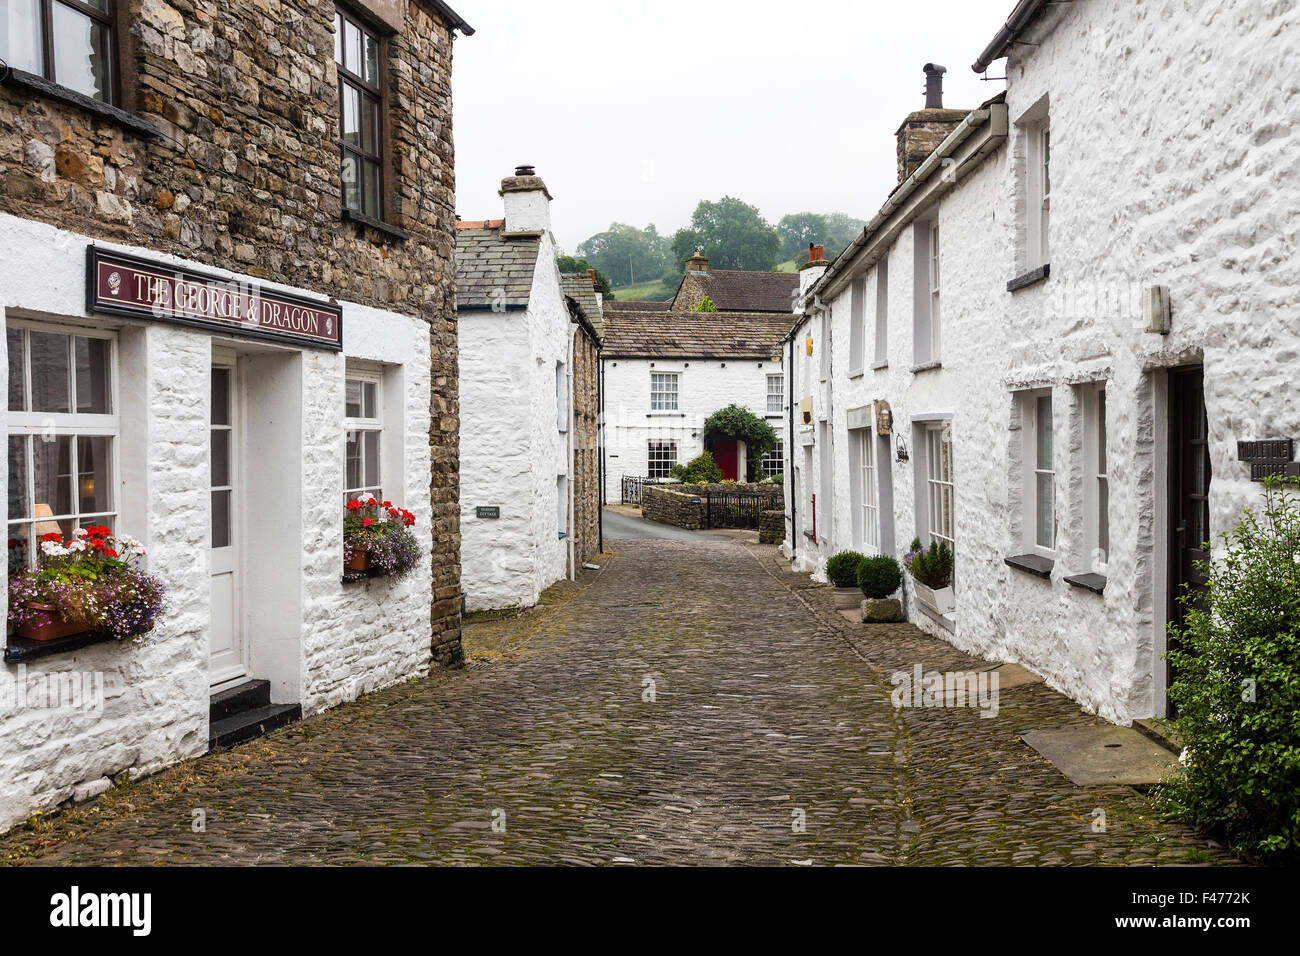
910 361 942 374
765 413 783 420
2 68 162 139
646 413 685 418
4 629 118 664
848 368 865 380
1064 572 1106 595
872 360 889 371
1007 263 1050 293
1004 553 1054 579
342 207 410 240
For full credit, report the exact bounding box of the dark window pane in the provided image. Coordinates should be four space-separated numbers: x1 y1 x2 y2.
363 30 379 85
30 331 70 413
360 92 378 154
345 379 363 418
8 434 28 520
52 4 111 102
341 153 360 211
345 431 362 490
341 83 361 146
363 160 381 217
74 336 111 414
364 431 379 487
34 434 72 518
0 0 43 75
211 429 230 487
77 436 111 514
212 490 231 549
211 367 230 425
8 327 26 412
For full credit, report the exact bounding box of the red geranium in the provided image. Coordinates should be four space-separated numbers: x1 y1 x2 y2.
362 518 375 527
103 548 119 559
41 532 63 543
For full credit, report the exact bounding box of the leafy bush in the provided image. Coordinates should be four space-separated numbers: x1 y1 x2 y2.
903 537 953 589
1161 481 1300 863
825 551 865 588
763 473 784 485
693 295 717 313
703 404 778 481
671 451 723 485
859 556 903 599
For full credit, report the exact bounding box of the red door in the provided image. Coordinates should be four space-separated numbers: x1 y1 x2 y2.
713 440 740 481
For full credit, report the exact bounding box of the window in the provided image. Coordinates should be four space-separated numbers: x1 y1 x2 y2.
762 440 784 479
647 441 676 480
766 374 783 414
925 422 954 555
1082 384 1109 569
848 276 866 375
650 371 679 412
556 361 567 432
1019 391 1055 554
334 6 384 219
1038 122 1051 264
855 429 878 551
556 475 568 539
819 312 831 382
344 369 382 503
1018 101 1051 272
913 220 940 365
0 0 116 102
873 259 889 367
7 323 117 569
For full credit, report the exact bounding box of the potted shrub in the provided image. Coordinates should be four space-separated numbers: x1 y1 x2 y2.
8 527 166 643
904 537 955 615
344 497 420 578
825 551 866 609
858 555 904 622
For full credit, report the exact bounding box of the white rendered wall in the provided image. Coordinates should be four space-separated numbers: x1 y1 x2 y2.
0 213 435 831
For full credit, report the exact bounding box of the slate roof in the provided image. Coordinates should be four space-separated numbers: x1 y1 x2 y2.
561 274 605 341
602 310 789 360
679 270 800 314
455 222 540 311
605 298 671 312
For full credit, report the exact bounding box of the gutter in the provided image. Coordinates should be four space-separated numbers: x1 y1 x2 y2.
431 0 476 36
972 0 1049 73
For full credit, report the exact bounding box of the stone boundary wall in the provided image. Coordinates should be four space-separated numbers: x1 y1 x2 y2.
642 486 706 530
673 483 784 502
759 510 785 544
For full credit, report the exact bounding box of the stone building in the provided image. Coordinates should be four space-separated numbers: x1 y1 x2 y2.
602 257 795 499
0 0 471 832
456 168 605 612
785 0 1300 726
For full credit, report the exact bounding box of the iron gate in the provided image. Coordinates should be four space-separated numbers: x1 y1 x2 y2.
705 493 771 530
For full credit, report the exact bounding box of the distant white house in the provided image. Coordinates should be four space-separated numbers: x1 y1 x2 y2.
457 168 603 611
601 256 794 500
785 0 1300 726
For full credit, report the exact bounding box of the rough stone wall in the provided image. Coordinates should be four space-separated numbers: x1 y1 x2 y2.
759 510 785 544
895 109 970 182
0 0 463 662
672 273 705 312
641 486 705 530
571 324 601 567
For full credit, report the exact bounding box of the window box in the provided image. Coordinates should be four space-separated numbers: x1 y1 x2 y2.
16 605 87 642
343 497 419 580
913 580 955 616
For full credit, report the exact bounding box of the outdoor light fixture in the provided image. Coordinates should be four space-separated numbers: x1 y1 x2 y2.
896 437 910 463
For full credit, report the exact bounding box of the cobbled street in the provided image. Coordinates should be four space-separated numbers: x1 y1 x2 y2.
0 538 1236 866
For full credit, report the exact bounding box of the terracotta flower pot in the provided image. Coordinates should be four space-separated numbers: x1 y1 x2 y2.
17 605 86 642
345 548 370 572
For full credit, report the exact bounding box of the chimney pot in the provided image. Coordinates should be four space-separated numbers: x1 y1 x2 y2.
515 165 536 177
923 63 947 109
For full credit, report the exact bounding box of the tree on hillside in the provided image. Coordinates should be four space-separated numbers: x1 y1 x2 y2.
778 211 867 262
824 212 867 254
556 255 614 297
670 197 781 273
576 224 672 288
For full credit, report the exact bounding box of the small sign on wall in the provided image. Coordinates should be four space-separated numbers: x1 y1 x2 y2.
475 507 501 519
1238 439 1294 481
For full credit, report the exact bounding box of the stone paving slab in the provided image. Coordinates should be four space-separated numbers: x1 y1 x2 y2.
1022 727 1181 786
0 540 1239 866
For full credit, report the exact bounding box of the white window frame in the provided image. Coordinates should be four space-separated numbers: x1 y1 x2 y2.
928 221 941 361
873 259 889 368
925 422 954 555
1019 100 1051 272
1020 389 1056 556
766 373 784 415
762 439 784 479
650 371 679 412
855 428 879 553
344 364 383 504
647 440 677 480
1081 383 1109 572
848 276 866 376
6 319 120 570
1038 122 1051 266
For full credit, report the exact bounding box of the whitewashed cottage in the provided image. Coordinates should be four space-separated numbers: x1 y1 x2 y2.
786 0 1300 726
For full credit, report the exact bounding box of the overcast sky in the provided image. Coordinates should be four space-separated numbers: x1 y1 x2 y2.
451 0 1013 254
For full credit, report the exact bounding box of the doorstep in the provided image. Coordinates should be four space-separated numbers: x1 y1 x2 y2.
1133 716 1184 755
209 679 301 752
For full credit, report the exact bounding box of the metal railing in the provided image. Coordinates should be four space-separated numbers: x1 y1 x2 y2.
621 476 666 506
705 493 773 530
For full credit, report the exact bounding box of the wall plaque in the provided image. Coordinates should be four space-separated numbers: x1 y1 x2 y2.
87 247 343 350
476 507 501 519
1237 439 1294 481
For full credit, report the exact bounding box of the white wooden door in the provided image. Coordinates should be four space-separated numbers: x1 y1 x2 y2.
208 356 246 687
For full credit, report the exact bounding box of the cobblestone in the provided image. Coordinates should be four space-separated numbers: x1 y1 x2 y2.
0 541 1238 866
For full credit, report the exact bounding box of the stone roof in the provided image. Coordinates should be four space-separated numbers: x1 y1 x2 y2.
678 270 799 313
454 223 540 311
561 274 605 341
605 298 671 312
602 310 789 360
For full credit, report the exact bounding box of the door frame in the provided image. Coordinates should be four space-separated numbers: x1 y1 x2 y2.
209 347 248 690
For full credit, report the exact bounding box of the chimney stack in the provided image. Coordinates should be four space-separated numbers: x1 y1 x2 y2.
895 64 970 183
685 246 710 273
500 165 552 235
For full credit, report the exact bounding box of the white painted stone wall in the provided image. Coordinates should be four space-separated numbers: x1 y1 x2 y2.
0 213 434 831
458 230 570 611
803 0 1300 725
603 357 784 501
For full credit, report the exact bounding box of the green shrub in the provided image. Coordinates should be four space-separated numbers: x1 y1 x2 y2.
825 551 866 588
693 295 717 313
670 451 724 485
1161 481 1300 863
764 473 784 485
859 556 903 599
903 536 953 589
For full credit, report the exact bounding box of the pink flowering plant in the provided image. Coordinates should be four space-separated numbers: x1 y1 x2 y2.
343 496 420 578
8 527 166 642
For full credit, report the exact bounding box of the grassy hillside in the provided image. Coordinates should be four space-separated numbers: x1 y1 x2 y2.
610 277 677 302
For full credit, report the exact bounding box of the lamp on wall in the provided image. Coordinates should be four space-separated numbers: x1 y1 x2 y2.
895 437 910 463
